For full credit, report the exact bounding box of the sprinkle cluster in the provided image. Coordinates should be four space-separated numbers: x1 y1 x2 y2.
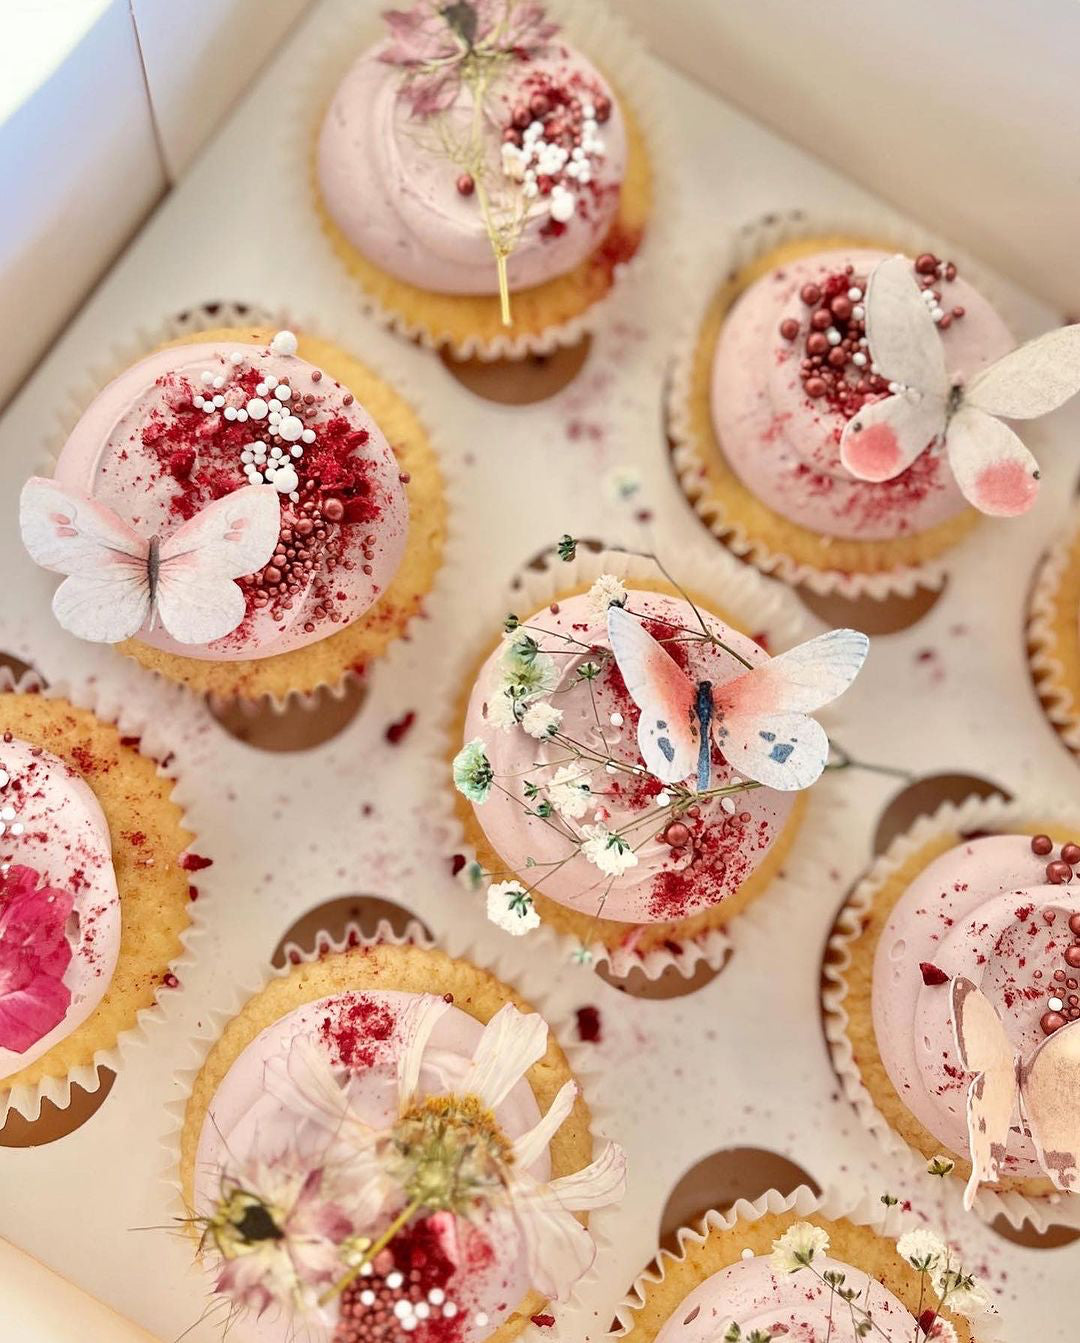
0 766 24 867
778 254 965 415
332 1233 476 1343
497 76 610 227
1029 833 1080 1035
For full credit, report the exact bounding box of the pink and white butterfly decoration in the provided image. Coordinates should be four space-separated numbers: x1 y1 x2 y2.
606 604 868 792
840 255 1080 516
951 974 1080 1207
19 477 282 645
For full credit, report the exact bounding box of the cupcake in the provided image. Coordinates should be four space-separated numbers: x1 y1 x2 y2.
20 325 445 702
618 1189 991 1343
1028 503 1080 756
825 799 1080 1216
451 551 866 972
0 687 192 1120
315 0 653 355
672 229 1080 594
177 941 625 1342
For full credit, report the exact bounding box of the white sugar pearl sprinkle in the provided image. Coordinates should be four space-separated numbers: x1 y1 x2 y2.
9 823 23 836
255 382 268 396
246 398 268 420
721 797 736 814
268 398 282 413
213 395 225 407
0 771 9 788
825 327 841 346
223 406 238 421
400 1321 417 1333
301 428 316 444
266 374 278 389
200 371 213 385
609 711 624 726
427 1289 445 1306
236 409 248 422
474 1313 489 1329
193 395 204 408
279 414 304 442
852 352 867 367
291 445 303 458
415 1303 430 1320
847 287 863 301
270 329 298 356
1 806 15 822
202 402 215 413
277 385 291 400
393 1300 413 1320
212 375 225 389
360 1290 376 1307
1050 996 1065 1012
605 762 618 774
442 1303 458 1319
386 1271 404 1290
229 351 244 365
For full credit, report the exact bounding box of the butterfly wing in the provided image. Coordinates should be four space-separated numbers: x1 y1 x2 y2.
155 486 282 645
840 389 945 483
862 254 951 397
606 604 698 785
945 404 1040 517
952 975 1020 1209
19 477 152 643
1019 1018 1080 1193
709 630 868 790
965 324 1080 419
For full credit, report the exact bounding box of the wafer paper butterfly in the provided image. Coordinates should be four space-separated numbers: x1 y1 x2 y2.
606 605 868 792
840 255 1080 516
951 974 1080 1207
19 477 281 645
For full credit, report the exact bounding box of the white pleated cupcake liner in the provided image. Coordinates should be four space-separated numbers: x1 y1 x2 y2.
292 0 680 360
1027 501 1080 754
37 299 464 713
160 920 621 1343
429 540 858 981
667 205 1024 601
0 665 207 1124
612 1182 1003 1343
822 790 1080 1231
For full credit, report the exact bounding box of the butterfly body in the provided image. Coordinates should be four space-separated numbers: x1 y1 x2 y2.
606 604 867 793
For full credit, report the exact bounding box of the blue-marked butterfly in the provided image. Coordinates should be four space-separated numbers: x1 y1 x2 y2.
606 605 868 792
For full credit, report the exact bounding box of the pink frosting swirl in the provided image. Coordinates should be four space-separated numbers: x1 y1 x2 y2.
653 1253 919 1342
872 833 1080 1178
461 590 795 925
710 248 1014 541
195 989 551 1342
53 338 408 661
0 737 119 1078
317 41 627 295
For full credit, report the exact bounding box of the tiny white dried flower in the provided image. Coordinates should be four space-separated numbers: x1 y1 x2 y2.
586 574 628 619
488 690 521 732
580 824 638 876
770 1222 830 1274
547 765 592 819
521 701 562 739
897 1229 948 1273
486 881 540 935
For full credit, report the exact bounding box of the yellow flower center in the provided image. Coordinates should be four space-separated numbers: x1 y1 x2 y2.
389 1094 514 1214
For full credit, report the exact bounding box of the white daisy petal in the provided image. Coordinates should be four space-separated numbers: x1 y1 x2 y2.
546 1140 627 1210
512 1080 578 1169
461 1003 548 1109
397 994 452 1106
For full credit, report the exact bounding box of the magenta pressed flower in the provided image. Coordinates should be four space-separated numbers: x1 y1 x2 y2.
0 864 75 1055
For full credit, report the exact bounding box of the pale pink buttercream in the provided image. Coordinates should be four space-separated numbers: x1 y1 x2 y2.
0 738 119 1079
872 833 1080 1178
710 249 1014 541
53 339 408 661
461 590 795 926
317 41 627 295
653 1252 919 1343
195 990 552 1342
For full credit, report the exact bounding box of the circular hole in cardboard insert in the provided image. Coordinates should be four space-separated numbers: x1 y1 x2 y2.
0 653 45 690
0 1069 115 1148
659 1147 821 1252
596 949 731 1000
989 1214 1080 1250
271 893 433 967
211 679 368 752
872 772 1012 856
439 337 591 405
797 580 946 636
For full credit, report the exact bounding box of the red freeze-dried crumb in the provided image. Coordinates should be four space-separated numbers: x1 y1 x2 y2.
575 1005 602 1043
385 711 416 745
69 745 97 776
180 852 213 872
530 1315 556 1328
123 830 146 847
450 854 466 877
920 962 949 986
318 994 396 1070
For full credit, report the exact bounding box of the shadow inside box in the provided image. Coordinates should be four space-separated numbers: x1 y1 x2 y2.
656 1147 822 1255
210 679 368 752
0 1071 115 1148
271 893 433 966
439 336 591 405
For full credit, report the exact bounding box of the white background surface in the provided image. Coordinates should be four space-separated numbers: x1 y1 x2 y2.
2 1 1080 1340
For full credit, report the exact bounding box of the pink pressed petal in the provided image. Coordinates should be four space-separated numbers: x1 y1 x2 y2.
0 865 76 1054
